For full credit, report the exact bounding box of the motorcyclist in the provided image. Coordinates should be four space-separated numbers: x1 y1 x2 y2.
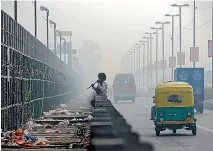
90 73 108 107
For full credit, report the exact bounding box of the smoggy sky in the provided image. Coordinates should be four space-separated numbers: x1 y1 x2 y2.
1 0 212 84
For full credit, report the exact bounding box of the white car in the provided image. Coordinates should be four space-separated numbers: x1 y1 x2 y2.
136 87 148 97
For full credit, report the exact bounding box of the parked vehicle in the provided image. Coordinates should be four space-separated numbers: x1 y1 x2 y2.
112 73 136 103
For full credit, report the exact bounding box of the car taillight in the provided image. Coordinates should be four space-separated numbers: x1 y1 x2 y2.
160 112 164 117
187 111 191 116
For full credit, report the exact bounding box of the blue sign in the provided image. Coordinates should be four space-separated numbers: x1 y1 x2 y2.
174 68 204 102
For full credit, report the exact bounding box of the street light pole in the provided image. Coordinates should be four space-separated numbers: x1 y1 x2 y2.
14 0 17 21
156 21 170 82
129 51 133 73
139 41 146 88
135 43 142 86
145 32 155 87
34 0 37 37
40 6 50 48
165 14 179 80
49 20 57 54
171 3 189 68
61 37 66 62
193 0 196 68
143 37 150 87
151 27 162 85
212 1 213 92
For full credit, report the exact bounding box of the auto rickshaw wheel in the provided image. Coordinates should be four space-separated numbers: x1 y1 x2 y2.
156 131 160 136
172 129 177 134
192 129 197 136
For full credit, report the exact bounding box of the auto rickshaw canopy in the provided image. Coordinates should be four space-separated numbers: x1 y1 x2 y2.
155 81 194 107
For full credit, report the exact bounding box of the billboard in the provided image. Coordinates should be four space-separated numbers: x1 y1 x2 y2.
169 56 176 68
154 62 159 70
177 52 185 65
190 47 199 62
208 40 213 57
160 60 166 70
174 68 204 102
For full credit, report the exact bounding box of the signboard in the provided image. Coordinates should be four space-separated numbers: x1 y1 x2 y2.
154 62 159 70
174 68 204 102
72 49 77 54
177 52 185 65
169 56 176 68
190 47 199 62
160 60 166 70
208 40 213 57
149 64 153 72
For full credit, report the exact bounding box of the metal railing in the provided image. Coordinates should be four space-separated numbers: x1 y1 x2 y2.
1 10 78 132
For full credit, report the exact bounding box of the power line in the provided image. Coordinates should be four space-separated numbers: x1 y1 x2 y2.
196 6 212 10
182 20 211 30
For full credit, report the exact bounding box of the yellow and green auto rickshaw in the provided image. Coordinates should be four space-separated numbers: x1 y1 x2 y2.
151 81 197 136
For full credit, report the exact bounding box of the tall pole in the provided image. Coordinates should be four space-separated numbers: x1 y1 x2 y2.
47 12 49 48
212 1 213 92
54 26 56 54
143 44 145 87
162 24 165 81
172 16 174 80
171 4 189 67
193 0 196 68
165 14 178 80
64 42 66 63
60 33 62 59
147 38 149 87
131 52 133 73
151 27 162 85
149 35 153 87
14 0 17 21
179 6 182 68
34 0 37 37
155 30 158 85
138 45 141 87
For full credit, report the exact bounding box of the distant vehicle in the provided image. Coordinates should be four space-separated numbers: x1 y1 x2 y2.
112 73 136 103
136 87 148 97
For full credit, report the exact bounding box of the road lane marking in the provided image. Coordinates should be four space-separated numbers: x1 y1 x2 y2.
204 100 213 104
197 125 213 132
142 104 213 133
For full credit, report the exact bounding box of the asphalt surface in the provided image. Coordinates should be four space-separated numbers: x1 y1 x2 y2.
114 97 213 151
204 100 213 111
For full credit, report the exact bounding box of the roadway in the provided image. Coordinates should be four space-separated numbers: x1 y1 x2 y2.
114 97 213 151
204 100 213 111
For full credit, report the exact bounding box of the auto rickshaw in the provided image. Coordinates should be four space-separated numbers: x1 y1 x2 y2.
151 81 197 136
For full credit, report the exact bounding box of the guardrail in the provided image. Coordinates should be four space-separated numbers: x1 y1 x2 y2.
89 96 153 151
